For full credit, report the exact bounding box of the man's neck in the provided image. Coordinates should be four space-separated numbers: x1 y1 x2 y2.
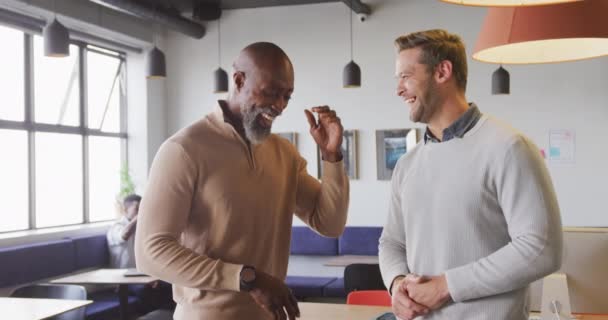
219 99 249 143
427 94 469 141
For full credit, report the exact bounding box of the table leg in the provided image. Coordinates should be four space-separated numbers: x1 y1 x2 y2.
119 284 129 320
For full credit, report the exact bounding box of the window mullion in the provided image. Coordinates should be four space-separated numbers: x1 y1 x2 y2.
81 45 90 224
24 33 36 229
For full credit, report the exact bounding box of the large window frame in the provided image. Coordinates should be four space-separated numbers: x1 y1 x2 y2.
0 27 128 233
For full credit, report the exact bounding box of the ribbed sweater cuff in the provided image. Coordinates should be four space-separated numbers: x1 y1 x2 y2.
445 264 475 302
223 262 245 292
322 159 345 179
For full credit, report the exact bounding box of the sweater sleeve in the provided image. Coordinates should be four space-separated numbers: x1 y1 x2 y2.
293 157 349 238
135 141 243 292
378 160 409 292
445 136 563 302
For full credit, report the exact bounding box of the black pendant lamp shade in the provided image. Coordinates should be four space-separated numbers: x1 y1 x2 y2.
492 65 510 95
343 0 361 88
343 60 361 88
43 18 69 57
214 68 228 93
147 46 166 79
213 16 228 93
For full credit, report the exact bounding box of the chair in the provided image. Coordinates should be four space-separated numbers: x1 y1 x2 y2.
343 263 387 294
347 290 392 306
11 284 87 320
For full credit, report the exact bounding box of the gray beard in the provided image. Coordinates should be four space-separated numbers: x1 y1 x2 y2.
241 105 274 145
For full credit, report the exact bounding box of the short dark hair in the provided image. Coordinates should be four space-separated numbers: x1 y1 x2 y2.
123 194 141 207
394 29 468 92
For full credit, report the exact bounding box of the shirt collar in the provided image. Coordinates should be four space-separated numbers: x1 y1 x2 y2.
424 103 481 144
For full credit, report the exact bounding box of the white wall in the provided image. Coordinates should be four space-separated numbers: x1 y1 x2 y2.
164 0 608 227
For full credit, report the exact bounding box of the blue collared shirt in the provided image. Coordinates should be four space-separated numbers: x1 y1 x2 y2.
424 103 481 144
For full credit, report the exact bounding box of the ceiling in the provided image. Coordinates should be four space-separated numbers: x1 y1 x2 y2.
88 0 370 38
138 0 341 11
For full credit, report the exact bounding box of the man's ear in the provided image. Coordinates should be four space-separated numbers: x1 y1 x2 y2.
434 60 453 85
233 71 246 92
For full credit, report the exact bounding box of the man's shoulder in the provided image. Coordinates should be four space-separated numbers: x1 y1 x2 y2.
477 115 530 147
478 115 540 162
165 113 225 152
269 134 298 153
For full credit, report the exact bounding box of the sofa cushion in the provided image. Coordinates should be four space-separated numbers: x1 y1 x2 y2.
323 277 346 298
0 239 76 287
285 276 336 298
71 234 109 270
339 227 382 255
290 227 339 256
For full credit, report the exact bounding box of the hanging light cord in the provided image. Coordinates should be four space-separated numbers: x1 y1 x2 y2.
349 0 353 61
218 18 222 67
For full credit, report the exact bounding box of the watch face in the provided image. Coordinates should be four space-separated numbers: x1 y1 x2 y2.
241 267 256 282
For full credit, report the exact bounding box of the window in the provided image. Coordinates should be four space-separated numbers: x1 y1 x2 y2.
87 48 123 133
0 25 24 121
0 130 29 232
33 36 80 126
35 132 84 228
88 136 122 222
0 24 128 233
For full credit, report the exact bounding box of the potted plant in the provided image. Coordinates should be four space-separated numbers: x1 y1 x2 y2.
115 164 136 216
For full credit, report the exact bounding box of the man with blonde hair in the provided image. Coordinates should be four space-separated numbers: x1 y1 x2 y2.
379 29 563 320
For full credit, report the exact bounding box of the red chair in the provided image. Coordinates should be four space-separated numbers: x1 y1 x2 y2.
346 290 392 306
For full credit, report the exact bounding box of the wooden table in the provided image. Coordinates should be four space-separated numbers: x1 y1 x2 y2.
51 268 155 320
0 297 92 320
297 303 608 320
299 302 391 320
529 313 608 320
324 255 379 267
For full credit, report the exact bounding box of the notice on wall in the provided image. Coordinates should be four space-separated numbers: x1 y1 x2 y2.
549 129 575 164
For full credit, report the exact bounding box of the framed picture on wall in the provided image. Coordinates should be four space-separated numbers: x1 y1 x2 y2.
276 132 297 148
318 130 357 179
376 128 420 180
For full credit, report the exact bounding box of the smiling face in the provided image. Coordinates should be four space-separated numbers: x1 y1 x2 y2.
240 65 294 144
232 44 295 145
395 47 441 124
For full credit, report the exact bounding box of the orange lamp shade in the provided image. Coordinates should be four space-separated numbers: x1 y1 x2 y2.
473 0 608 64
441 0 581 7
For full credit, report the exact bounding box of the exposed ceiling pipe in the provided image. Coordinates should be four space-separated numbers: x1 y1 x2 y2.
90 0 206 39
341 0 371 15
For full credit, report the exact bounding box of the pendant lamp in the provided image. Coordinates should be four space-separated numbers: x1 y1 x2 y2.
492 65 510 95
43 18 69 57
473 0 608 64
343 0 361 88
214 16 228 93
146 46 166 79
44 1 69 57
147 25 166 79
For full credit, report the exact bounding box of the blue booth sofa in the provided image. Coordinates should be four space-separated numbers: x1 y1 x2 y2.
286 226 383 299
0 234 139 319
0 225 383 314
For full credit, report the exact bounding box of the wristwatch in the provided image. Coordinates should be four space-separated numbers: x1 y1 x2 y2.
239 265 256 292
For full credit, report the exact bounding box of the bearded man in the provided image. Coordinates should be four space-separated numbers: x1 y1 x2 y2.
135 42 349 320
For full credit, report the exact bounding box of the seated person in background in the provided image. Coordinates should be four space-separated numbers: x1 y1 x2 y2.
107 194 175 311
107 194 141 268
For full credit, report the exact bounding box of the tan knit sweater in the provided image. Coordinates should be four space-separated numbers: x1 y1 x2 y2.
135 105 349 319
